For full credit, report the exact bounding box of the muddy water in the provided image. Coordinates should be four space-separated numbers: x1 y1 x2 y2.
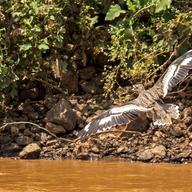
0 159 192 192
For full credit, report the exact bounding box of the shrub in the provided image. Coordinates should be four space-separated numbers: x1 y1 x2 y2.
98 0 192 97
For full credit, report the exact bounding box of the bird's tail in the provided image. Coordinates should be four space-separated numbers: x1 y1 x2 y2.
152 103 179 126
162 103 180 120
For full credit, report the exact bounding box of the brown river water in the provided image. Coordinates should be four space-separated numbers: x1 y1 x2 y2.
0 159 191 192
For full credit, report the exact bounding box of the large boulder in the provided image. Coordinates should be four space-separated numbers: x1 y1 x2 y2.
16 135 33 146
19 143 41 159
79 66 96 80
80 80 103 94
45 99 77 134
61 71 78 94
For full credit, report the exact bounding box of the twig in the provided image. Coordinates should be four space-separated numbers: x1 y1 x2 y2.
146 35 189 80
133 3 155 18
33 78 67 95
0 121 73 143
168 76 191 96
146 49 177 80
93 130 142 136
133 49 161 67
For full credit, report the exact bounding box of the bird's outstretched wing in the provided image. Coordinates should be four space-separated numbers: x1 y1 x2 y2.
77 104 151 138
152 49 192 98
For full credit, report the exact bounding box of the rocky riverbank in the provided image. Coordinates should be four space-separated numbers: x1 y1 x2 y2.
1 77 192 163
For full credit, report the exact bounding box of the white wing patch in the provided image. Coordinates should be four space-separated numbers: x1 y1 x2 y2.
84 122 91 132
180 57 192 66
98 116 112 125
162 65 177 97
162 53 192 98
110 104 150 114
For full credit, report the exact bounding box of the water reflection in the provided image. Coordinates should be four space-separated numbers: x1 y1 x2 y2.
0 159 191 192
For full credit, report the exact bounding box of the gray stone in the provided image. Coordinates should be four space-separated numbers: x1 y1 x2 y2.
19 143 41 159
1 142 20 152
182 107 192 119
184 117 192 126
80 80 103 94
45 99 77 134
0 135 12 144
28 112 39 120
46 139 58 146
10 126 19 137
117 146 129 153
61 71 78 94
76 152 90 160
137 149 153 161
151 145 166 158
23 129 35 137
79 66 96 80
46 122 66 134
19 102 34 114
40 132 49 144
170 127 185 138
16 135 33 146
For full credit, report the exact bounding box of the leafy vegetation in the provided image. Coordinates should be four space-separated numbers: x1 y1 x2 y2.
101 0 192 97
0 0 192 102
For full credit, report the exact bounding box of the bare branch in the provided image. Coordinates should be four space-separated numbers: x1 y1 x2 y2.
0 121 73 143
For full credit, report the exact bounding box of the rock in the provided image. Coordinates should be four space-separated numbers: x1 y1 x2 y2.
18 124 26 130
182 107 192 119
76 152 90 160
46 139 58 146
74 110 85 128
80 80 103 94
79 66 96 80
137 149 153 161
70 49 87 67
19 143 41 159
16 135 33 146
19 88 41 101
176 150 191 159
151 145 166 158
61 71 78 94
18 102 39 120
91 146 100 153
23 129 35 137
184 117 192 126
46 122 66 134
18 102 34 114
170 126 185 138
28 112 39 120
94 74 104 86
40 132 49 144
0 135 12 144
45 99 77 133
10 126 19 137
19 81 45 101
1 143 20 154
44 96 60 110
117 146 129 153
93 52 109 67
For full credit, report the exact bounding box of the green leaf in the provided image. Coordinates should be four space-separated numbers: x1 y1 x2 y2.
105 4 125 21
139 0 151 6
20 43 32 51
90 16 98 27
38 43 49 50
126 0 136 12
155 0 172 13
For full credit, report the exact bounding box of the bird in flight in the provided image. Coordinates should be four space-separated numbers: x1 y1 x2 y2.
78 50 192 138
